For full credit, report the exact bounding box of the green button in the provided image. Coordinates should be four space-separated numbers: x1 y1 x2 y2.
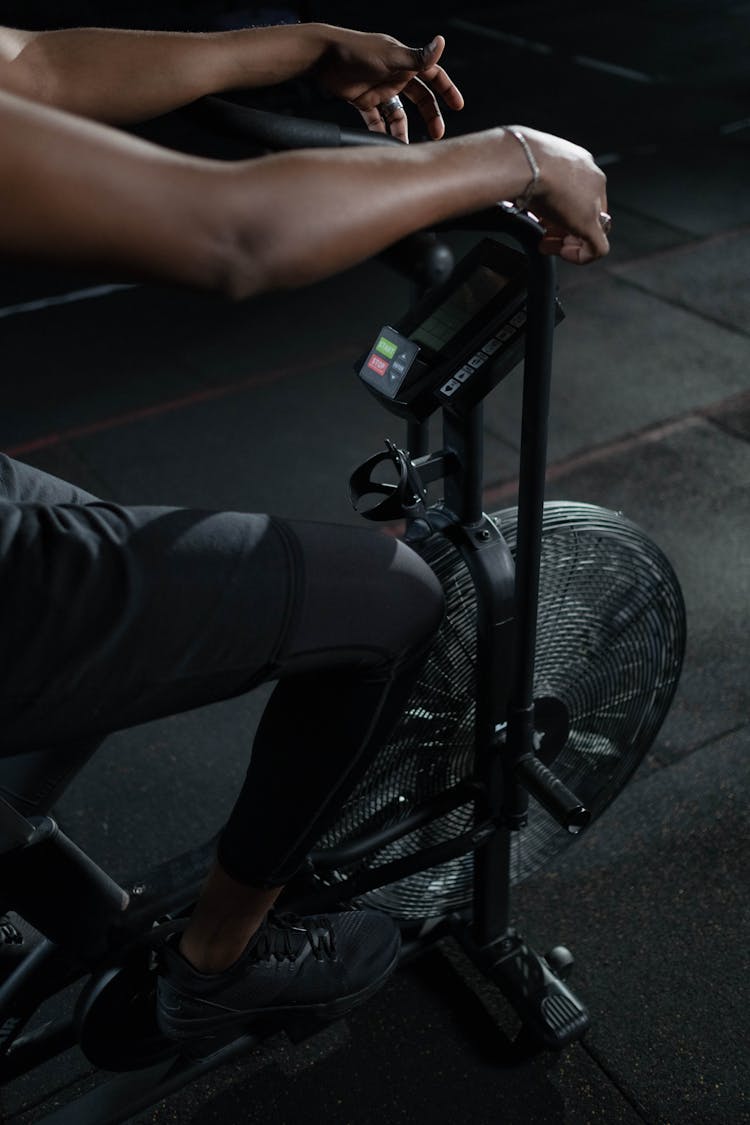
375 336 398 360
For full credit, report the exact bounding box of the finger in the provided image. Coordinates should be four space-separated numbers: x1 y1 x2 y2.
403 75 444 139
406 34 445 71
359 96 409 142
539 231 601 265
355 68 460 125
358 103 388 134
400 35 464 111
590 209 611 258
558 235 600 265
560 242 598 265
383 104 409 143
416 61 465 111
541 217 608 263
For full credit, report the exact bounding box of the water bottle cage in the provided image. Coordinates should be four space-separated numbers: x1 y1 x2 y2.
349 439 428 522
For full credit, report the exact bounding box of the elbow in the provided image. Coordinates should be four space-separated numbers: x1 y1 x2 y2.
179 166 306 302
216 235 327 300
158 168 272 302
209 238 269 303
206 223 286 303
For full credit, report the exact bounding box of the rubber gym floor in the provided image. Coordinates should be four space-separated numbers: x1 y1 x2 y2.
0 3 748 1123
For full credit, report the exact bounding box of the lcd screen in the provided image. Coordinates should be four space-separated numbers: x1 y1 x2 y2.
410 266 510 354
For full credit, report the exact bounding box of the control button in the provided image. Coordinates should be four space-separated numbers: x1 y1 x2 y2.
495 325 515 342
440 378 461 397
391 360 406 376
367 353 390 377
375 335 398 360
483 337 503 355
456 367 474 383
468 353 486 369
510 311 527 328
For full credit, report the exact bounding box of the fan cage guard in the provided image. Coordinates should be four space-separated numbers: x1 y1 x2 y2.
314 502 686 920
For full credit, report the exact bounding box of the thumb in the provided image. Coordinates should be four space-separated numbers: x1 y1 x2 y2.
410 34 445 72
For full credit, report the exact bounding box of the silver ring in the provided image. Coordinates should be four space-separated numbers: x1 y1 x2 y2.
379 95 404 120
599 211 613 235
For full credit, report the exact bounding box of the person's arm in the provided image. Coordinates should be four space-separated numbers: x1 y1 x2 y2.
0 23 462 139
0 89 607 296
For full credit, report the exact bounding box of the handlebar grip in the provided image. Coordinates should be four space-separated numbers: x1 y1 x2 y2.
516 754 591 834
190 96 401 151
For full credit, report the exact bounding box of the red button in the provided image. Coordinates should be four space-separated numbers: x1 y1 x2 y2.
367 353 389 377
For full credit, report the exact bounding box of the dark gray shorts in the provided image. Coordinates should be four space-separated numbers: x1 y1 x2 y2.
0 455 291 751
0 454 442 756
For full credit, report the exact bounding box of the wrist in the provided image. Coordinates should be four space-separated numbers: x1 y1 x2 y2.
486 126 537 206
502 126 540 208
228 22 332 87
286 22 343 70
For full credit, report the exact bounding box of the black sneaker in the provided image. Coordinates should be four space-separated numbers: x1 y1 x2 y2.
156 909 400 1046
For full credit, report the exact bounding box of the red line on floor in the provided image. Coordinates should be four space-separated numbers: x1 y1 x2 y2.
483 414 705 507
5 345 358 457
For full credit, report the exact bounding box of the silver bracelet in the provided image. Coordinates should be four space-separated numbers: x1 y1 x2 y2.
504 127 540 210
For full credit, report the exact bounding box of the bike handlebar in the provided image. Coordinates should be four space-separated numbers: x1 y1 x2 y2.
192 95 404 151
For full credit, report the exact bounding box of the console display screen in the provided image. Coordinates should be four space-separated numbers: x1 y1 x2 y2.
410 266 510 355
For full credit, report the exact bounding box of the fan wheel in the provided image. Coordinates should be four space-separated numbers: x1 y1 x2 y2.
314 502 686 920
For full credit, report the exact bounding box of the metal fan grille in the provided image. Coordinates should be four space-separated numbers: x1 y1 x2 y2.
314 502 685 919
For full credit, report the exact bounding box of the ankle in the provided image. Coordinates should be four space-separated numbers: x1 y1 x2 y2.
178 926 258 974
177 862 284 973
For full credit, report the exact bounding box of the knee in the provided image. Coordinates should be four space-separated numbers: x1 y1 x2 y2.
277 519 444 669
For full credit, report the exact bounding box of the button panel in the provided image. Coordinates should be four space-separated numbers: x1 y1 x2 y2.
436 304 527 402
360 326 421 399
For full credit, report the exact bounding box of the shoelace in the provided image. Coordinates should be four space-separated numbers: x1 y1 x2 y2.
250 912 336 964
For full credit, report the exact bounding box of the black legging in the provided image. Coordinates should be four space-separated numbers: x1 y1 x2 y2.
0 455 444 886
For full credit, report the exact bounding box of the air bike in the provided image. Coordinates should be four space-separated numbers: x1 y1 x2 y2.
0 101 685 1122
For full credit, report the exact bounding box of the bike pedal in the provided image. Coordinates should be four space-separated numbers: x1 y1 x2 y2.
536 986 589 1046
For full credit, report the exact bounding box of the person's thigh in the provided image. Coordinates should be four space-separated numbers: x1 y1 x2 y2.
0 496 291 751
0 459 441 754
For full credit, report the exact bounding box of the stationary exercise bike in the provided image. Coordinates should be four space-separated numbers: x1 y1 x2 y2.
0 103 685 1122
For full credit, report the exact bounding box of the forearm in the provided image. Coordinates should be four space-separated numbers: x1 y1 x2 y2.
0 89 528 298
2 22 337 123
0 90 232 289
222 137 521 296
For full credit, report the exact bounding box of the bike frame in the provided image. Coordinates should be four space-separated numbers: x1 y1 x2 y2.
287 206 590 1048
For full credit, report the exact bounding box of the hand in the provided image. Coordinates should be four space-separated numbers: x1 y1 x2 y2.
510 127 610 264
314 29 464 142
